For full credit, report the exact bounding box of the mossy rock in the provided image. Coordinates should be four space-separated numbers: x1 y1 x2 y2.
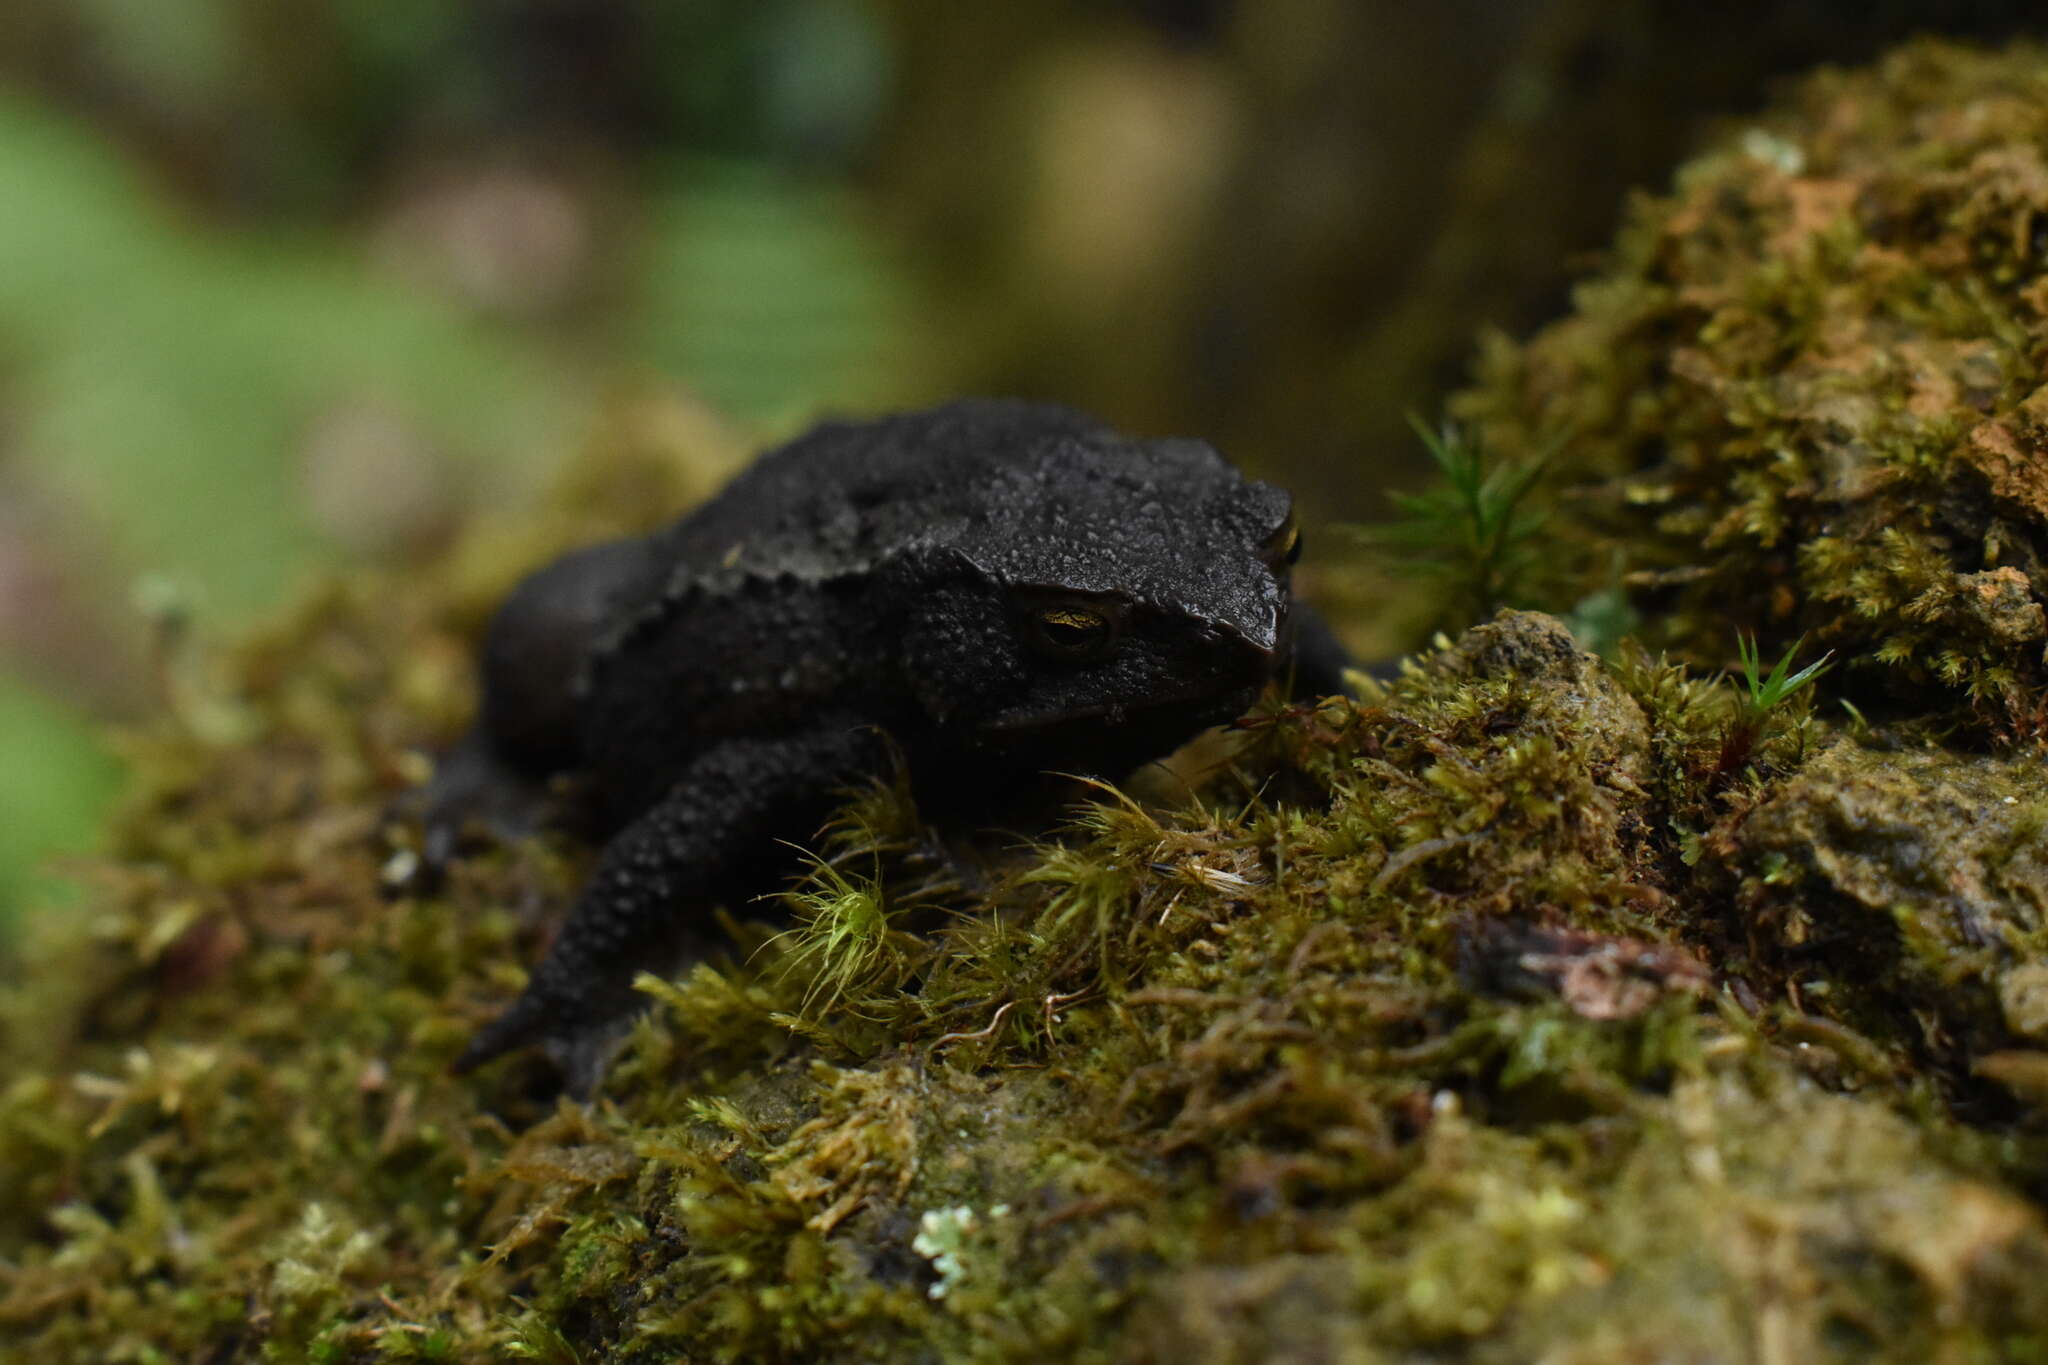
1727 740 2048 1079
4 555 2047 1360
10 37 2048 1365
1457 37 2048 733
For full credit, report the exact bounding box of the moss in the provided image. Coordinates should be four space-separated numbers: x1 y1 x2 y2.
11 37 2048 1362
1455 38 2048 735
7 565 2046 1360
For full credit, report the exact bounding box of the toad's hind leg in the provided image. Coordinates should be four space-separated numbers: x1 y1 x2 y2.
413 537 654 872
452 724 887 1098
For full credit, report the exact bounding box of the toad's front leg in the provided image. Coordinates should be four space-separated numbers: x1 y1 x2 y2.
452 723 885 1098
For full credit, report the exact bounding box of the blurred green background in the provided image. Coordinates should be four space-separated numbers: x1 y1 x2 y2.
1 0 2041 937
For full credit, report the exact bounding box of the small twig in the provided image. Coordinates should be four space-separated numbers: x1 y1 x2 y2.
933 1001 1016 1049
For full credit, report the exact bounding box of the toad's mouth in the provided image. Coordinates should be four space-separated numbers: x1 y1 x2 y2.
977 682 1261 737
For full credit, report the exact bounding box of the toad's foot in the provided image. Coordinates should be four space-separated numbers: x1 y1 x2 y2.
388 732 555 890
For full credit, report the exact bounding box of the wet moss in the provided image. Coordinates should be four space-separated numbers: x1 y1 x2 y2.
10 38 2048 1362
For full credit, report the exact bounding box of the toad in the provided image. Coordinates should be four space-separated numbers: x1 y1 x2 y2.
418 399 1346 1094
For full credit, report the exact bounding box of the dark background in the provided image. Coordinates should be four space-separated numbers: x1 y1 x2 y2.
1 0 2040 930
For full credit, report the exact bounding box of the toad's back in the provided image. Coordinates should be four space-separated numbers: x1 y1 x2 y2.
641 400 1116 579
565 402 1125 815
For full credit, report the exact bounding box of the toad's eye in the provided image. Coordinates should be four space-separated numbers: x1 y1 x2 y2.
1028 605 1119 661
1263 515 1302 569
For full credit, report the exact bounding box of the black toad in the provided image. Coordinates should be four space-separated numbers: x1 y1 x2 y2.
418 398 1346 1094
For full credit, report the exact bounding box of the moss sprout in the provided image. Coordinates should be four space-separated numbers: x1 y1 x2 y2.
1364 416 1554 628
1715 631 1833 783
766 849 917 1021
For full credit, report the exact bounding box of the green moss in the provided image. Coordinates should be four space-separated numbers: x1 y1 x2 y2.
11 37 2048 1362
7 557 2044 1360
1455 38 2048 736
